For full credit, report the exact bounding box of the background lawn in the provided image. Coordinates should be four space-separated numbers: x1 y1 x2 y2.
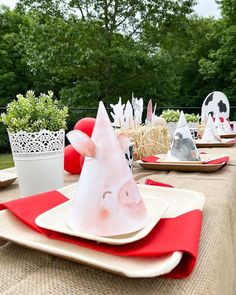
0 154 14 170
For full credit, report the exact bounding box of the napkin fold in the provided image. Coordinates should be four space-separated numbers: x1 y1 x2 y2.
145 178 174 188
0 184 203 279
142 156 160 163
204 156 229 165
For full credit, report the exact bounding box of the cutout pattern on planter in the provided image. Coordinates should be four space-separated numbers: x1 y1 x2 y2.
8 129 65 160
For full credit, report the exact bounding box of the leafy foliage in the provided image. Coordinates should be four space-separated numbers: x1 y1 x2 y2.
1 91 68 133
0 0 236 148
197 1 236 106
0 6 32 106
161 109 199 123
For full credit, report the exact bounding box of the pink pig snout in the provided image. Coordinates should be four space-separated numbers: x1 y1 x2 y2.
118 179 143 207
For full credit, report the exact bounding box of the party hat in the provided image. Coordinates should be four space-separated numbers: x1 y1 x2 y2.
67 102 148 236
201 115 222 142
166 111 200 162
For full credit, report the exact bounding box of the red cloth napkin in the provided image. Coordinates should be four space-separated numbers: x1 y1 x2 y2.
141 156 160 163
204 156 229 165
145 178 174 188
0 184 203 279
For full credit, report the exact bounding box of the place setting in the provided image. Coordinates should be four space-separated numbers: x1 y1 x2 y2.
214 115 236 138
195 115 236 147
137 111 230 172
0 101 206 279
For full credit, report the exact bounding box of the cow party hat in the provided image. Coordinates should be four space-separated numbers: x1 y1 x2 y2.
201 115 222 142
67 102 148 236
166 111 200 162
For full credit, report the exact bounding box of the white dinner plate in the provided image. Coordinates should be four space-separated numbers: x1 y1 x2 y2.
0 172 17 188
138 153 228 172
36 195 169 245
149 153 226 164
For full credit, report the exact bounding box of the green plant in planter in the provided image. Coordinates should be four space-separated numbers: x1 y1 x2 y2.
161 109 199 123
0 91 68 133
161 109 180 123
185 113 200 123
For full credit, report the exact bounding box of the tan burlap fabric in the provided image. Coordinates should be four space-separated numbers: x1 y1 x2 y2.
0 147 236 295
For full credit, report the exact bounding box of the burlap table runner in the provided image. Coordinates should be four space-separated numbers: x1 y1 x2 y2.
0 147 236 295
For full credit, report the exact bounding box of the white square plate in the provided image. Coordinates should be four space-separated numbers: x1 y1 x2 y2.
196 139 236 147
36 191 169 245
0 172 17 188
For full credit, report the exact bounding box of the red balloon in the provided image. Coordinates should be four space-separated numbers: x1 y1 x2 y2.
64 144 82 175
74 117 96 137
65 117 95 174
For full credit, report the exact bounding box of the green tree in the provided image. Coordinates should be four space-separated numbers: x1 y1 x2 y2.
143 14 218 108
0 5 31 106
199 1 236 105
17 0 195 107
0 6 32 152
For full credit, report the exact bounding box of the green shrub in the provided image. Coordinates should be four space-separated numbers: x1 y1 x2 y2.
0 91 68 133
161 109 199 123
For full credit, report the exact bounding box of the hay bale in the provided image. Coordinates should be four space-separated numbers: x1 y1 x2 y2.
197 123 205 138
116 125 170 160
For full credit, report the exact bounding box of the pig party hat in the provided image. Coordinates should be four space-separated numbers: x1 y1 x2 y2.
166 111 200 162
67 102 148 236
222 118 233 134
201 114 221 142
214 115 226 135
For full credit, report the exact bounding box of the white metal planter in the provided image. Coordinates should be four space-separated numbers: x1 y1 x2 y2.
8 129 65 197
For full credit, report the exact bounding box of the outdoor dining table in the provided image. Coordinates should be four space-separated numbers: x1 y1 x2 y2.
0 146 236 295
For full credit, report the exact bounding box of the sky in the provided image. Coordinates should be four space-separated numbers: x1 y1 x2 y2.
0 0 221 18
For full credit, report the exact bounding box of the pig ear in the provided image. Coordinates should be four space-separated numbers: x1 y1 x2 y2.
117 133 130 151
67 130 96 158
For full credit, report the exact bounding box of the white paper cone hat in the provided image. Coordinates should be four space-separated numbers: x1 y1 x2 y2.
166 111 200 162
145 99 153 124
222 118 232 134
201 115 221 142
66 102 148 236
124 100 135 129
215 115 226 135
233 122 236 133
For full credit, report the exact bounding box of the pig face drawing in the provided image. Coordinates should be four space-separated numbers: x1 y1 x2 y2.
67 102 148 236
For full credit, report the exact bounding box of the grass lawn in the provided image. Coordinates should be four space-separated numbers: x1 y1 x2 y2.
0 153 14 170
